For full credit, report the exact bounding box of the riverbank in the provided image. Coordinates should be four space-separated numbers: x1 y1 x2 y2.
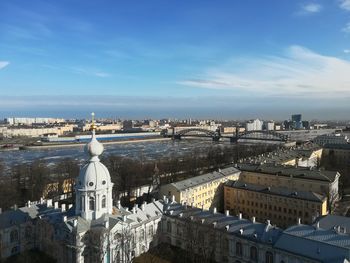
20 137 172 150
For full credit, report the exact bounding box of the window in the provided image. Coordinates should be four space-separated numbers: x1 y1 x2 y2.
167 221 172 233
236 242 242 256
11 246 19 255
89 197 95 210
10 230 18 243
250 246 258 261
139 229 145 242
25 226 32 240
149 225 154 236
266 251 274 263
102 195 106 208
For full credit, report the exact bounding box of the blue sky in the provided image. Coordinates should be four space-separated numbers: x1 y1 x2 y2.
1 0 350 119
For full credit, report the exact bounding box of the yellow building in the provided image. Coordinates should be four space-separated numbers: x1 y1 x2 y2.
237 163 340 205
159 167 240 211
224 180 328 228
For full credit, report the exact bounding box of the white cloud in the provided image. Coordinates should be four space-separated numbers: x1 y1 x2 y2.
0 61 10 70
342 22 350 33
178 45 350 98
298 3 322 14
71 67 111 78
344 49 350 53
339 0 350 10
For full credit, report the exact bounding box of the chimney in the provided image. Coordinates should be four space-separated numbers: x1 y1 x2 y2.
73 219 77 227
165 198 169 204
54 202 59 209
152 198 156 203
40 197 44 204
117 200 121 209
47 199 52 207
105 220 109 229
163 195 166 202
141 203 146 211
27 200 31 207
68 204 73 209
239 228 243 235
252 216 256 223
297 218 301 225
63 216 67 222
238 213 242 220
171 195 175 203
267 220 271 226
169 210 174 215
225 210 230 216
225 225 230 231
132 206 136 214
213 207 217 214
61 204 66 212
0 208 2 214
122 215 127 222
191 202 194 207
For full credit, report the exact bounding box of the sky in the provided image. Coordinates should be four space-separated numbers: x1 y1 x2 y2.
1 0 350 120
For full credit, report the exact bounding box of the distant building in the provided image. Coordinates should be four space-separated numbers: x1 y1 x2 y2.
245 119 263 131
313 134 349 146
224 180 327 228
265 121 275 131
159 167 240 211
291 114 303 129
5 117 65 126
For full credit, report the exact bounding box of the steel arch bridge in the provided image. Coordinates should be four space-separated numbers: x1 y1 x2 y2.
176 128 219 137
234 130 289 142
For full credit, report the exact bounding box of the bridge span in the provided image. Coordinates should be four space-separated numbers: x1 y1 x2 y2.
162 127 289 143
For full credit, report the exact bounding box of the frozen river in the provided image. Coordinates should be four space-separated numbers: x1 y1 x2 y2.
0 139 234 167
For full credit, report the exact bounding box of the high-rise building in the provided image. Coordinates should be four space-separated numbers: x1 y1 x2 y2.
291 114 303 129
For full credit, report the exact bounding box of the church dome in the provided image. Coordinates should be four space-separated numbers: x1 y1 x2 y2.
76 161 112 190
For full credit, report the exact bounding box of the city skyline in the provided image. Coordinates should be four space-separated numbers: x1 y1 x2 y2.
1 0 350 118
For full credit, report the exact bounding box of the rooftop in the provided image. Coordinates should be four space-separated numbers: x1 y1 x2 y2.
237 163 339 182
169 166 240 191
225 180 326 202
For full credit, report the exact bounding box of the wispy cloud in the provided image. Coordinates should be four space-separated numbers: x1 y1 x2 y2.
344 49 350 53
71 67 111 78
342 22 350 33
178 45 350 98
0 61 10 70
339 0 350 10
298 3 322 15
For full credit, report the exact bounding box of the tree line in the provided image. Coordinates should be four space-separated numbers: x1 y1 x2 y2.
0 143 277 211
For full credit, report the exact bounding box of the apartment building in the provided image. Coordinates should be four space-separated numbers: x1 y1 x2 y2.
240 143 323 168
224 180 327 228
237 163 340 205
159 167 240 211
323 144 350 168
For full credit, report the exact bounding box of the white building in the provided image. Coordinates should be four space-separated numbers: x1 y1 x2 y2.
245 119 263 131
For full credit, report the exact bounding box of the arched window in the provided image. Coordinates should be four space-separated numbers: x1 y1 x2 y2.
250 246 258 261
102 195 106 208
10 230 18 243
266 251 274 263
89 197 95 210
11 246 18 255
236 242 242 256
